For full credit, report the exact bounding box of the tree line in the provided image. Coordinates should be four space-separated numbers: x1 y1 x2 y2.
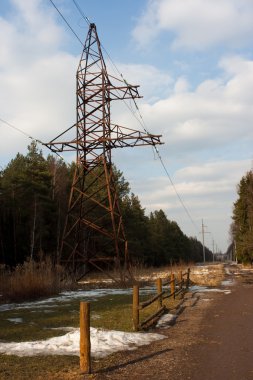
0 142 213 268
231 170 253 264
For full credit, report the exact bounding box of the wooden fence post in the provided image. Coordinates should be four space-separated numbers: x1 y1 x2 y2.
170 273 175 299
80 302 91 374
186 268 190 289
156 278 162 308
133 285 139 331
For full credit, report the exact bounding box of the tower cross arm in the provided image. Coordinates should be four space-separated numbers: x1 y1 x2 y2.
107 74 142 101
43 123 77 153
43 124 163 153
101 124 163 148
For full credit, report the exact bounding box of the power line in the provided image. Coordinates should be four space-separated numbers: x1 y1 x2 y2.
0 117 42 144
0 117 64 161
155 147 199 232
72 0 90 26
49 0 84 47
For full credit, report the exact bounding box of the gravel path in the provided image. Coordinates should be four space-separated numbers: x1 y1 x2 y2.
88 265 253 380
184 266 253 380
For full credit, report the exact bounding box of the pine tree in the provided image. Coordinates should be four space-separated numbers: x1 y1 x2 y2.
121 193 149 264
232 171 253 263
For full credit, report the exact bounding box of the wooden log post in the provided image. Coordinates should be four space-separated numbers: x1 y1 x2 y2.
133 285 139 331
186 268 190 289
80 302 91 374
156 278 162 308
170 273 175 299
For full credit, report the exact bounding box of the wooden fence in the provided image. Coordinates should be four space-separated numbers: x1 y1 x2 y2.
79 268 190 374
133 268 190 331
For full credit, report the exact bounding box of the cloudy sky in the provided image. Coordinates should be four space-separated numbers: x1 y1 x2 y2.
1 0 253 253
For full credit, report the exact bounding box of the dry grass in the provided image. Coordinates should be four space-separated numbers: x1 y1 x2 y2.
0 258 72 302
131 262 192 283
79 262 193 287
190 263 225 286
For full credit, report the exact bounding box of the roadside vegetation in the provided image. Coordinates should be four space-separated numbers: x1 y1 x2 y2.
0 258 73 303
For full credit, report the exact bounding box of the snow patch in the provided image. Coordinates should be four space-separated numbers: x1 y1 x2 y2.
0 327 166 358
221 279 234 286
6 318 23 324
190 285 231 294
156 313 176 328
0 287 155 312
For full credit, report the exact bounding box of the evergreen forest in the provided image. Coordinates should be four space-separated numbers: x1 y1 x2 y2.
232 170 253 264
0 142 213 268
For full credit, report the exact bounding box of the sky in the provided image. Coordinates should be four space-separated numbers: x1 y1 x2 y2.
1 0 253 253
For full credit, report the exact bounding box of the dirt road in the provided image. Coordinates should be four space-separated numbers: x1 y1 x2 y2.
91 265 253 380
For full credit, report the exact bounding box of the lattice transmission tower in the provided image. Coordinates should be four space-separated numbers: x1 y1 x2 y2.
46 23 162 282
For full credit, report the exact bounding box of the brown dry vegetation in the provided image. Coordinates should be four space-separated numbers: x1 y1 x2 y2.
190 263 224 286
0 261 224 304
0 259 73 303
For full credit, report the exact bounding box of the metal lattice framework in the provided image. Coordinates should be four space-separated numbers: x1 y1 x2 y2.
46 23 162 282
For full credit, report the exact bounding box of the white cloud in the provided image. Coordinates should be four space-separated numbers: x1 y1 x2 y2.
112 62 172 103
174 77 190 93
0 0 77 164
0 0 63 65
110 52 253 250
129 55 253 157
128 159 251 251
133 0 253 50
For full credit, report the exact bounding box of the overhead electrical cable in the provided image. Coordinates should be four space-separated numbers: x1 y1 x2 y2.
0 117 64 161
49 0 84 47
72 0 90 26
0 117 43 144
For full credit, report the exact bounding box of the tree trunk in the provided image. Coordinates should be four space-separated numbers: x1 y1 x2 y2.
30 195 37 260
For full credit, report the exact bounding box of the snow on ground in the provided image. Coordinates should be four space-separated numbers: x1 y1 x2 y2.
156 313 176 328
0 327 166 358
190 285 231 295
224 267 232 275
0 286 156 312
221 279 234 286
6 318 23 324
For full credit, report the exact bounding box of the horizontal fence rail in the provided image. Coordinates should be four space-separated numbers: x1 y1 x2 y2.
133 268 190 331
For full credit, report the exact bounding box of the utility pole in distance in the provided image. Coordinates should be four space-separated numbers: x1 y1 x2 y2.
200 219 210 263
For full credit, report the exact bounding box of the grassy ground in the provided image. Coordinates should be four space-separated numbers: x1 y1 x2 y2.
0 263 220 380
0 290 180 342
0 285 182 379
